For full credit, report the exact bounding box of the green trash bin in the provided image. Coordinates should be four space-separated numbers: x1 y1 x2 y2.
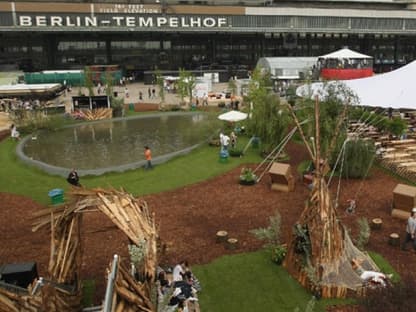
129 103 134 111
48 188 64 205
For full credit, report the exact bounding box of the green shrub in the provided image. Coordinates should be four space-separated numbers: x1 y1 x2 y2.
355 217 371 250
333 138 375 179
250 210 282 248
239 167 257 182
271 245 287 265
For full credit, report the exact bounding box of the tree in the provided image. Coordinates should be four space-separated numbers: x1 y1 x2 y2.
84 66 95 97
154 69 165 103
228 77 237 97
296 82 357 157
245 68 290 152
334 138 375 179
177 68 196 105
284 95 379 299
104 70 124 117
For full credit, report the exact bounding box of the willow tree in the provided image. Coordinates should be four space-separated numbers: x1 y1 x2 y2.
154 69 165 103
284 84 379 299
245 68 290 152
177 68 196 105
84 66 95 97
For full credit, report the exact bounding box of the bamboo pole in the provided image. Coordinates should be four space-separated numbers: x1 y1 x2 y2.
59 217 75 280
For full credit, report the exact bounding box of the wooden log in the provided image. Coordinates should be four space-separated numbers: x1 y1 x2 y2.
391 208 411 220
371 218 383 230
225 238 239 250
216 230 228 243
115 287 152 312
0 293 19 312
118 265 154 309
389 233 400 246
115 300 125 312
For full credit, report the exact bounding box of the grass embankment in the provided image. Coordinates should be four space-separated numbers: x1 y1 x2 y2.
193 250 398 312
0 135 262 205
193 250 352 312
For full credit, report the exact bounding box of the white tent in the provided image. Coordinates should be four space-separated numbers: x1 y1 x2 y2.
257 57 318 79
218 110 248 122
319 48 372 60
296 61 416 109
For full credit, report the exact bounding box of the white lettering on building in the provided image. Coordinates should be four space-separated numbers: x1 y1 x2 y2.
202 17 216 27
17 15 229 28
85 16 97 27
138 17 153 27
19 16 32 26
36 16 47 26
50 16 63 26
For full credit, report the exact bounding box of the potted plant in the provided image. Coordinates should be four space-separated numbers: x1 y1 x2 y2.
229 148 243 157
271 244 287 265
239 167 257 185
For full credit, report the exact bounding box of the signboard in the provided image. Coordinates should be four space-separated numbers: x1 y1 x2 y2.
17 15 229 28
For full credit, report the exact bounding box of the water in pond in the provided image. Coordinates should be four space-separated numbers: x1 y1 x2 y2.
23 113 220 170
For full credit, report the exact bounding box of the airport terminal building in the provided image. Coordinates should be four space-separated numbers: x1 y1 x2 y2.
2 0 416 75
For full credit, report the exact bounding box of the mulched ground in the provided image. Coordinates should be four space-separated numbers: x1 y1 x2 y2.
1 141 416 309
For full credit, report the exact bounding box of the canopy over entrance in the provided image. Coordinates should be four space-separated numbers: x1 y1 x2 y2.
297 60 416 109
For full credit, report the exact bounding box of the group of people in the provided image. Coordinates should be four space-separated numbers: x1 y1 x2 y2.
157 260 201 311
219 131 237 152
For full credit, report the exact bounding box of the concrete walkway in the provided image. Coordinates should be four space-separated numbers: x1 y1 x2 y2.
0 112 11 131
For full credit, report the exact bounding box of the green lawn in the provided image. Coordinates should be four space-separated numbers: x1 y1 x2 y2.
192 250 397 312
0 135 262 204
193 250 350 312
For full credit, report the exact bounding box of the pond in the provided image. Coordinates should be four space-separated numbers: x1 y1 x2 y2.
18 112 220 176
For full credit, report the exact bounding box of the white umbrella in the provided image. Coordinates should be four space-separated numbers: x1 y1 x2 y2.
218 110 248 122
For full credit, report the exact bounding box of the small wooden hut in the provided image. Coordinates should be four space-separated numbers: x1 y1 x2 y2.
268 162 295 192
393 183 416 211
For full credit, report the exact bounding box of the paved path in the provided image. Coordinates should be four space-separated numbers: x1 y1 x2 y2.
0 112 11 131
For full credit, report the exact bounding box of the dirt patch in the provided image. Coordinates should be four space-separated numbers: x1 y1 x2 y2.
1 142 415 307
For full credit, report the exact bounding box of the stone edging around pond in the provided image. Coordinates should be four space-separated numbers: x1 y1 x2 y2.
16 112 210 177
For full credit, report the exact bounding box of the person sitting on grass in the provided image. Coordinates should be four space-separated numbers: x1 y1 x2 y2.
67 168 81 187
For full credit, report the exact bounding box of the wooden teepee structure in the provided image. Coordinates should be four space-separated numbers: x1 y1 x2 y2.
283 97 378 298
0 187 157 312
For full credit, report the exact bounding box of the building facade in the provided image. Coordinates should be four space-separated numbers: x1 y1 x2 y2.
1 0 416 75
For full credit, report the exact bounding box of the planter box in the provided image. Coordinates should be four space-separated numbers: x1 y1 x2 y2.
239 179 256 186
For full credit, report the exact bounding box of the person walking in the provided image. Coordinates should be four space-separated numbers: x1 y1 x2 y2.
144 146 153 170
401 208 416 252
